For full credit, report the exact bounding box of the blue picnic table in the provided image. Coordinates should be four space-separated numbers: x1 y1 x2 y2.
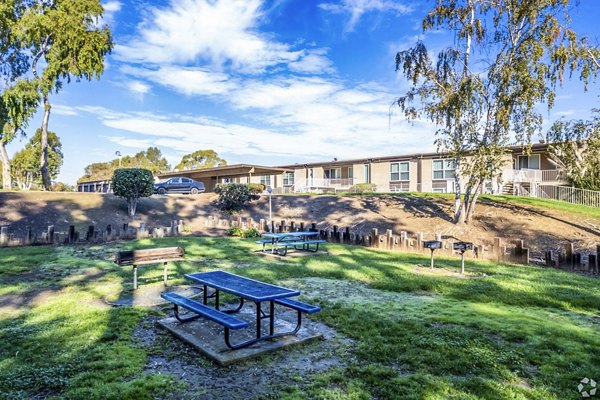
257 231 326 255
161 270 320 349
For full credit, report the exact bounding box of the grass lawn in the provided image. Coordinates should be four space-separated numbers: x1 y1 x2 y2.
0 237 598 399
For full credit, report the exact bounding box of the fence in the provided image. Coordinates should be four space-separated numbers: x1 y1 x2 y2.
534 185 600 208
0 220 185 247
1 216 598 275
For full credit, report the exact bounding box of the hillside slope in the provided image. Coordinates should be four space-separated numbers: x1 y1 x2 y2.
0 191 598 260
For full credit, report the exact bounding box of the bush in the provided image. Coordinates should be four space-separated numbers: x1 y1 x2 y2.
350 183 377 193
227 227 261 238
112 168 154 217
51 182 73 192
246 183 265 199
215 183 253 212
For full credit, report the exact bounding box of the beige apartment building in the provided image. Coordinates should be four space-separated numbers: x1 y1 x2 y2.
153 143 564 196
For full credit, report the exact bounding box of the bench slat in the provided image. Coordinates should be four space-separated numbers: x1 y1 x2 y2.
276 240 326 247
275 298 321 314
161 293 249 329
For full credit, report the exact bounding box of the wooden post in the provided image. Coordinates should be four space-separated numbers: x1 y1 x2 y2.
106 224 112 241
259 219 265 231
68 225 76 243
589 254 597 274
47 225 54 244
565 243 574 270
25 227 33 245
417 232 424 251
0 227 7 246
344 227 350 244
370 228 378 248
333 225 339 243
386 230 393 250
290 221 296 231
122 223 129 239
545 251 553 267
522 248 530 265
300 222 305 232
493 237 501 262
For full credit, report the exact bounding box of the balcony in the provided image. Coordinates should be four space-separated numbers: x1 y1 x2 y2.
504 169 566 183
293 178 355 193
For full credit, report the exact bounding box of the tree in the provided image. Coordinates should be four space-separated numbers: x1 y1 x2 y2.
12 128 63 190
175 149 227 171
18 0 113 190
546 109 600 191
0 1 41 190
395 0 599 224
112 168 154 217
0 80 40 189
78 147 170 182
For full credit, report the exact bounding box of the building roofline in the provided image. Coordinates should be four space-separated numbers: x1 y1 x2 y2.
156 163 290 178
275 143 550 169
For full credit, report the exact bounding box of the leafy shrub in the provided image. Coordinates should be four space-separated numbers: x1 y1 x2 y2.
51 182 73 192
246 183 266 195
350 183 377 193
227 227 261 238
215 183 253 212
227 227 245 237
112 168 154 216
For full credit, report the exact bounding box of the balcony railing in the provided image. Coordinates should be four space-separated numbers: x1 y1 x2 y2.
293 178 355 192
505 169 566 183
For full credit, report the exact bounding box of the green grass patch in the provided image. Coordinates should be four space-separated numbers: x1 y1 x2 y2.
0 237 598 399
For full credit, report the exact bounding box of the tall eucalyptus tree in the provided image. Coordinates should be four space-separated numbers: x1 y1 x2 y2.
395 0 599 223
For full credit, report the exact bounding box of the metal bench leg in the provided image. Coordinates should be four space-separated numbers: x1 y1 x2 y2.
133 265 138 290
163 262 168 286
172 304 202 323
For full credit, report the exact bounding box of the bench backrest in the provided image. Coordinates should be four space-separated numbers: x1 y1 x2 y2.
115 247 185 266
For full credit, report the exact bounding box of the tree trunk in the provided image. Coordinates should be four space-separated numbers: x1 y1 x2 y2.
39 95 52 190
127 197 138 217
452 172 462 223
0 143 11 190
465 183 482 224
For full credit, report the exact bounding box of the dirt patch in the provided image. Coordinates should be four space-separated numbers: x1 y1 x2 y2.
412 265 488 279
1 192 598 260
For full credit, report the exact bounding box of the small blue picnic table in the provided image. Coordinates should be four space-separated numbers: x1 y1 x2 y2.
258 231 325 255
164 270 318 349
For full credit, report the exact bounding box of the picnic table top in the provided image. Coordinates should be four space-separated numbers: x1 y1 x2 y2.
185 270 300 302
261 231 319 239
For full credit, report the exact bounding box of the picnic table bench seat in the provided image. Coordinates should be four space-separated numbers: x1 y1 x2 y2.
273 239 326 255
275 297 321 314
161 292 249 329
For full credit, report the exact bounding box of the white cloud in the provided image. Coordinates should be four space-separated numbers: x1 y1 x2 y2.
288 49 335 74
121 66 234 96
114 0 306 73
319 0 413 32
126 80 151 96
52 104 79 116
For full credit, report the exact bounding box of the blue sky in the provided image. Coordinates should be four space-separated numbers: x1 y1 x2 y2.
8 0 600 184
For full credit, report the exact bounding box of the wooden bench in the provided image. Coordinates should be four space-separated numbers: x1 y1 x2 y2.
115 247 185 289
161 292 249 329
274 240 326 256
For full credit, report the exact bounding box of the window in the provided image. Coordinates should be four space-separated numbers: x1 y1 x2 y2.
260 175 271 186
432 159 456 180
517 154 540 169
364 164 370 183
283 172 294 186
348 167 353 179
390 162 409 181
324 168 341 179
182 178 191 183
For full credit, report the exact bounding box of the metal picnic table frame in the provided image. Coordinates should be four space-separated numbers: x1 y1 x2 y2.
184 271 304 349
259 231 321 255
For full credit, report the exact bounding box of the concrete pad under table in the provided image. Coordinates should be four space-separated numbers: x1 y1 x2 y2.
158 306 324 366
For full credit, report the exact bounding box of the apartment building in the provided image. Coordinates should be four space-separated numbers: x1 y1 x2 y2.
156 143 565 195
